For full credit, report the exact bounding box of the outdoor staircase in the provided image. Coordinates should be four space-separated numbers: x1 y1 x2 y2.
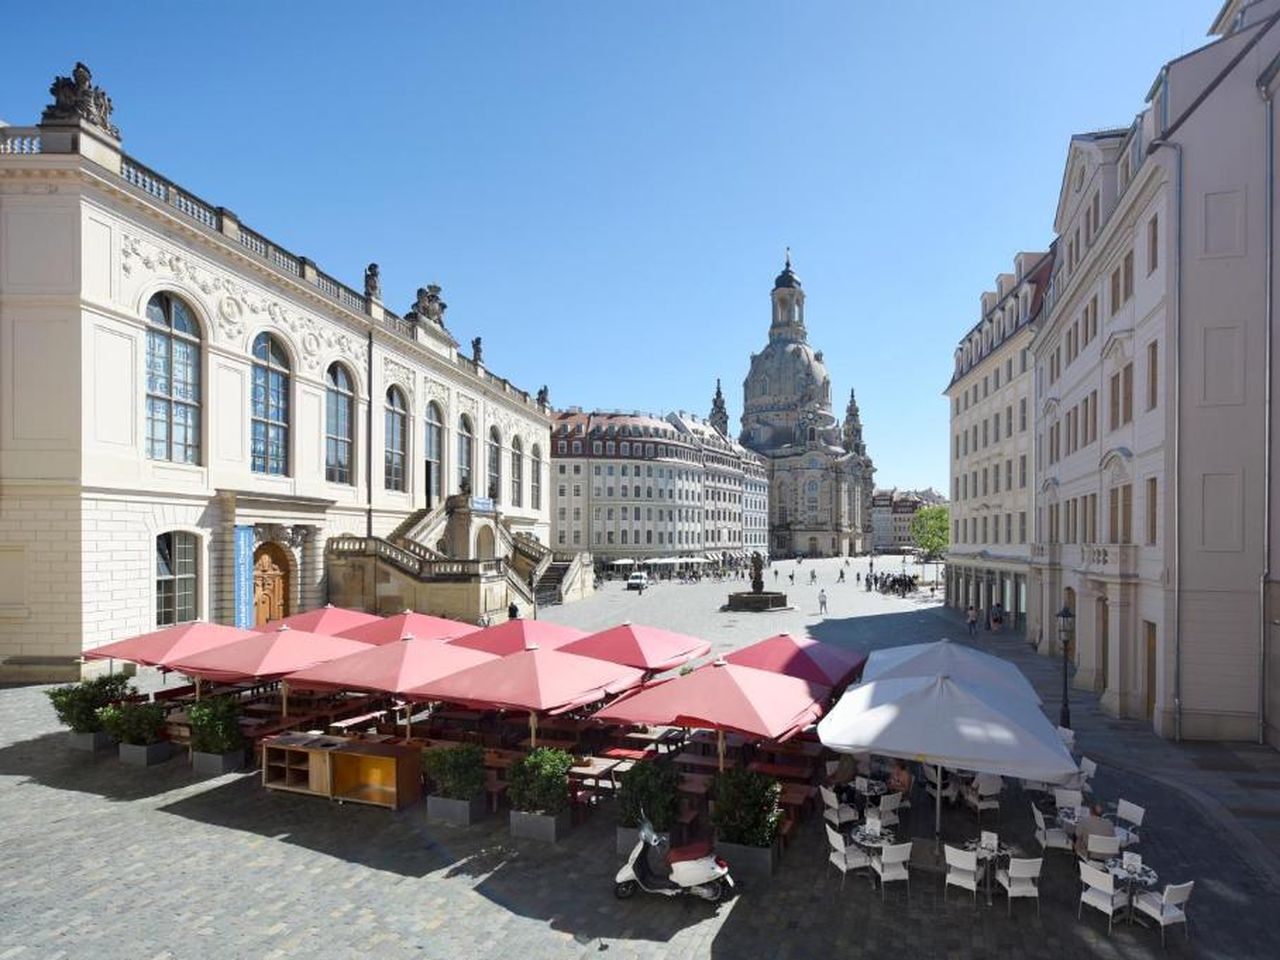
535 560 573 607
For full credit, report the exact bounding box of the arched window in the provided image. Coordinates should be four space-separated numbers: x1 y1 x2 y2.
156 531 198 626
487 426 502 502
251 333 290 475
145 292 201 464
384 387 407 491
325 364 354 484
510 437 524 507
425 402 444 504
458 415 474 494
531 444 543 510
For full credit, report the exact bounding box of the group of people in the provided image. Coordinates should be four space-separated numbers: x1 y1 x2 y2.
829 754 915 806
866 572 918 597
965 600 1007 636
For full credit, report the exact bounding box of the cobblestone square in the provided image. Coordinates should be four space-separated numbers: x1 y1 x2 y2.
3 556 1277 958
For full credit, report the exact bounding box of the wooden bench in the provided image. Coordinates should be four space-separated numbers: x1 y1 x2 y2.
328 709 389 734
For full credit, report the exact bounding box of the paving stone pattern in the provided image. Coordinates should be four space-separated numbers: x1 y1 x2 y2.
1 556 1276 958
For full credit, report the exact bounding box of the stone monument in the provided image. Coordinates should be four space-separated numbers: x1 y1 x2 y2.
726 550 789 612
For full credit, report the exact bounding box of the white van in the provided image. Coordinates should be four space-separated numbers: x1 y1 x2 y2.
626 572 649 591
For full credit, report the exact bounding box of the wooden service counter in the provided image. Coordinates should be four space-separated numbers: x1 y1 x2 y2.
261 734 421 810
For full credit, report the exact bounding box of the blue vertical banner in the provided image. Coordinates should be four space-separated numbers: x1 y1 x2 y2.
233 525 255 628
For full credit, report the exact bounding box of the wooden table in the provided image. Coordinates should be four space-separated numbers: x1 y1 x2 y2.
748 760 814 782
674 751 723 772
620 727 685 753
569 757 623 794
780 782 817 818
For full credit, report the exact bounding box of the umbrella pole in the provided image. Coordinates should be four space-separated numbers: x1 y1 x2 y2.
282 682 289 718
935 763 943 844
195 677 202 702
404 704 411 739
530 712 538 749
717 729 725 773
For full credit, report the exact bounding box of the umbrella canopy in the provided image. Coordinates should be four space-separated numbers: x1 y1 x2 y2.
593 659 829 742
560 622 710 672
817 674 1076 783
447 619 587 657
336 610 479 646
283 635 498 694
168 626 373 682
254 604 382 636
862 638 1042 704
82 622 258 668
723 633 866 687
404 646 644 714
611 559 635 567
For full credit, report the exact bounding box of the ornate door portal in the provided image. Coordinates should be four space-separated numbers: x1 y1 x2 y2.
253 542 291 627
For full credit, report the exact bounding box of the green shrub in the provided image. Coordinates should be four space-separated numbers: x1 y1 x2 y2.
98 701 167 746
188 697 244 755
618 760 679 831
423 743 486 801
46 674 135 733
711 768 782 848
508 747 573 814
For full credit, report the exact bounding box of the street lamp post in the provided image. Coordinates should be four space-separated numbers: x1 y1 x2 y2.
1056 605 1075 729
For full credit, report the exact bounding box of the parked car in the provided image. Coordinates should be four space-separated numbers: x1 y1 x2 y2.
626 572 649 592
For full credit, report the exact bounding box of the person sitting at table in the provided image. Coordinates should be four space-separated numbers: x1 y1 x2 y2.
888 759 913 796
831 753 858 803
1073 802 1115 858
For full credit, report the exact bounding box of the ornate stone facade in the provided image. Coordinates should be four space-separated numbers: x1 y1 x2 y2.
739 256 874 556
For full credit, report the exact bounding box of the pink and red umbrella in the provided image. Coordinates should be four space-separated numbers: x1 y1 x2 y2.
82 622 258 668
447 619 587 657
560 622 710 672
592 658 830 768
404 646 644 745
167 626 372 684
284 635 497 695
723 633 866 687
254 604 382 636
336 610 479 646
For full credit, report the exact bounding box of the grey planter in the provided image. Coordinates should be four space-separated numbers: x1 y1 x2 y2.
510 809 570 842
68 730 114 752
714 838 779 887
192 748 246 775
616 826 670 856
428 794 487 827
119 741 173 767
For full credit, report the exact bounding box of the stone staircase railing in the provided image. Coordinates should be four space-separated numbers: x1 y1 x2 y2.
327 536 505 580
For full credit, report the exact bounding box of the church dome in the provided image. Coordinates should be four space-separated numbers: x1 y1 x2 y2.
773 263 801 289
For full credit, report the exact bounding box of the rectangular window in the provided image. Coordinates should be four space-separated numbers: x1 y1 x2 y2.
1005 459 1012 490
1019 511 1026 544
1147 341 1159 410
1110 267 1122 315
1146 476 1158 545
1019 398 1027 432
1122 250 1134 302
155 531 198 627
1148 214 1159 274
1122 362 1133 424
1019 454 1026 488
1005 404 1013 439
1122 483 1133 543
1110 372 1121 431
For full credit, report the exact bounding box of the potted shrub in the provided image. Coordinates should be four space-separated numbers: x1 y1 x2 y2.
188 696 246 774
424 744 487 826
99 701 171 766
46 674 134 751
508 747 573 842
711 769 782 885
616 760 679 855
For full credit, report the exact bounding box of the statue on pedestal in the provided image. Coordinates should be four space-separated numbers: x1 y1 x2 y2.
363 263 381 300
42 62 120 138
750 551 764 595
471 337 483 364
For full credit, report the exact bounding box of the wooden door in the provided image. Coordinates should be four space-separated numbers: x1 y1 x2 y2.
253 542 290 627
1144 622 1157 721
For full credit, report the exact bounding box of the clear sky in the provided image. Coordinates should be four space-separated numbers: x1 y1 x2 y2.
2 1 1216 490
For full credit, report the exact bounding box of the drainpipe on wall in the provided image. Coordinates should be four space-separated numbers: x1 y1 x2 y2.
366 330 375 539
1149 136 1184 741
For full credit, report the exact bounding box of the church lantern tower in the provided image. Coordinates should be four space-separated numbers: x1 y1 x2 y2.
709 378 729 436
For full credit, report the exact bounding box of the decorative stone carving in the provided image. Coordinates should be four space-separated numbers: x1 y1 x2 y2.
536 385 549 406
363 263 381 300
42 62 120 139
471 337 483 365
407 284 447 327
384 357 415 394
423 378 449 409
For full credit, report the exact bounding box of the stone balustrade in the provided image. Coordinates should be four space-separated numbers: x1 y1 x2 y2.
0 127 43 154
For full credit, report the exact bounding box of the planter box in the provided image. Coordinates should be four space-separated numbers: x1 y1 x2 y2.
68 730 114 753
428 794 486 827
510 809 570 843
714 838 779 887
192 748 246 775
119 741 173 767
616 826 670 856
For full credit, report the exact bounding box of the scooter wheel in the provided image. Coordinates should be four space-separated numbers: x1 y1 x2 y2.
614 881 637 899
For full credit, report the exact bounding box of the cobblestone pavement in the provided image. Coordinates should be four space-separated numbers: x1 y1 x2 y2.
1 556 1275 958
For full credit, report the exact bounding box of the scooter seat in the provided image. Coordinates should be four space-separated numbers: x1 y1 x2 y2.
666 840 713 864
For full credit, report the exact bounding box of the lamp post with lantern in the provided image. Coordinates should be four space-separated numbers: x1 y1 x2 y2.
1056 604 1075 729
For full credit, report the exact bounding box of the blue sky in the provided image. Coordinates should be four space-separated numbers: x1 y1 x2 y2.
2 1 1214 490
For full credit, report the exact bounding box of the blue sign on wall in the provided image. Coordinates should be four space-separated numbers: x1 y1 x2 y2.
233 525 255 628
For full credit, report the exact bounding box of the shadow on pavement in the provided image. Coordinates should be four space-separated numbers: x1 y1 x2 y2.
0 731 196 802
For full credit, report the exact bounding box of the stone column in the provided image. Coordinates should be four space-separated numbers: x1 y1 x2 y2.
300 525 325 610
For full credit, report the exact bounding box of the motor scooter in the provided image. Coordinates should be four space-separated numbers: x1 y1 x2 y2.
614 815 734 902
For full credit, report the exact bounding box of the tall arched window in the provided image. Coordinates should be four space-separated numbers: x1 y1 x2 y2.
251 333 290 475
425 402 444 504
325 363 354 484
156 531 198 626
145 292 201 464
530 443 543 510
510 437 524 507
384 386 407 491
487 426 502 502
458 416 474 494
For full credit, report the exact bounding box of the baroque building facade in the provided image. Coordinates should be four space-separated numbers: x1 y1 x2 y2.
740 256 874 556
0 65 573 681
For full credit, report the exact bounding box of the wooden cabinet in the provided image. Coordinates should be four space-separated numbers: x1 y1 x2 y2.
262 734 421 810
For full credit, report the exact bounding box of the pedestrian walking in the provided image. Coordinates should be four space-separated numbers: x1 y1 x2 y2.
818 589 828 615
773 569 779 582
809 570 817 585
508 601 519 621
837 569 845 583
966 605 978 637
